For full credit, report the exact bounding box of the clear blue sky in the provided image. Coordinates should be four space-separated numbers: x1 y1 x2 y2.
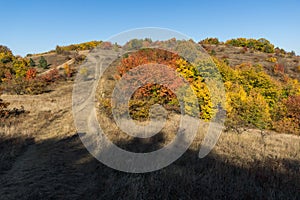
1 0 299 56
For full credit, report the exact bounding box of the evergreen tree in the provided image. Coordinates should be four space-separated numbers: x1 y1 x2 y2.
38 56 48 69
29 58 36 67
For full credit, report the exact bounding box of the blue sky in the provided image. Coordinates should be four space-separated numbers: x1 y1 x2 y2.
0 0 299 56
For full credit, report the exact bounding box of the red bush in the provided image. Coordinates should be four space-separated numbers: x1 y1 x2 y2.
40 69 61 83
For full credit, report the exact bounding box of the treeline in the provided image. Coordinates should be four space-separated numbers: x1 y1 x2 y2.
55 40 102 54
200 37 295 55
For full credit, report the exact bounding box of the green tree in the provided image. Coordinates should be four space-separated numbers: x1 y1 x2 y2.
29 58 36 67
38 56 48 69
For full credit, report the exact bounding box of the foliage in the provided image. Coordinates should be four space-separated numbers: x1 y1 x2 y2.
273 63 284 74
29 58 36 67
273 95 300 135
12 58 29 78
266 57 277 63
124 38 152 50
63 63 75 78
54 41 102 52
1 39 299 135
40 69 61 83
213 57 300 133
55 45 64 54
274 47 286 55
99 42 300 134
113 48 213 120
0 98 10 117
225 38 275 53
0 45 12 55
0 46 14 65
38 56 48 69
225 82 271 129
1 68 61 95
25 68 37 80
200 38 221 45
0 46 65 95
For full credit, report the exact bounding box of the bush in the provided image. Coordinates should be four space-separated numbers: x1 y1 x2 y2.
40 69 61 82
200 38 220 45
0 98 10 117
273 95 300 135
55 45 64 54
224 83 271 130
109 48 213 120
29 58 36 67
225 38 274 53
273 63 284 74
12 58 29 78
38 56 48 69
265 57 277 63
53 41 102 52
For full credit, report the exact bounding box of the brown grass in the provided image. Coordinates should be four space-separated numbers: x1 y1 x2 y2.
0 81 299 199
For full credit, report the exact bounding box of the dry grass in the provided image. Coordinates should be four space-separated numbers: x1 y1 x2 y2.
204 44 300 81
0 81 299 199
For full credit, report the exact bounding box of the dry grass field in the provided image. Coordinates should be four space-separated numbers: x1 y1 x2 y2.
0 80 299 199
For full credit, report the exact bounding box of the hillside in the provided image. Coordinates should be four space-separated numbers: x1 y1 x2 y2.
203 44 300 81
0 39 299 199
0 80 299 199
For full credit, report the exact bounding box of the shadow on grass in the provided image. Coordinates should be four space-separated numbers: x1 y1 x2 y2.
0 133 299 200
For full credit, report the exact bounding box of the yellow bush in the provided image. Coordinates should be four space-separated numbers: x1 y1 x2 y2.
265 57 277 63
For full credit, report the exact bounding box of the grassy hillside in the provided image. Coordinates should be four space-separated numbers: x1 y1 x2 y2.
0 38 299 199
0 81 299 199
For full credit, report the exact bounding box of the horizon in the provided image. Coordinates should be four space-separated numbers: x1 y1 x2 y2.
0 0 299 56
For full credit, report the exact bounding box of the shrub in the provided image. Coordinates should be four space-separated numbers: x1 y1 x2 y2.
210 49 216 56
38 56 48 69
273 63 284 74
41 69 61 82
55 45 64 54
25 68 37 80
224 82 272 130
0 45 12 55
12 58 29 78
273 95 300 135
0 98 10 117
200 38 220 45
29 58 36 67
52 41 102 52
225 38 274 53
110 48 213 120
266 57 277 63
